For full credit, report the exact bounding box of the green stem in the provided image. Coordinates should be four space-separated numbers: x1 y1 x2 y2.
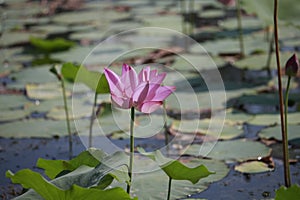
284 76 292 186
61 79 72 159
236 0 245 58
163 101 169 146
127 107 135 194
88 93 98 148
188 0 195 35
167 177 172 200
266 33 275 77
180 0 187 34
273 0 291 187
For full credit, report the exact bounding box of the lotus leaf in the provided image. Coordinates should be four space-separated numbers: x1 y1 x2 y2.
184 139 271 162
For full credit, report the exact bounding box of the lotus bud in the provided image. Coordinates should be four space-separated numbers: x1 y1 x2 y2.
285 54 299 77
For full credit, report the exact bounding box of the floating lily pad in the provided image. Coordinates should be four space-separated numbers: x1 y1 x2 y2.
108 21 142 33
234 161 274 174
110 113 170 140
0 95 29 110
202 36 269 56
184 139 271 162
229 93 279 107
46 104 91 120
69 31 107 42
52 11 104 25
0 119 76 138
1 31 44 47
258 125 300 141
52 44 128 65
53 10 130 25
223 109 254 125
200 10 225 18
121 34 171 48
143 15 182 31
0 47 34 64
219 17 263 30
0 109 29 122
167 91 226 114
76 107 130 137
171 54 223 72
131 6 162 16
249 112 300 126
279 25 300 40
133 114 166 138
9 65 57 87
170 119 243 140
25 82 71 100
0 62 23 77
31 25 69 35
234 52 294 70
242 0 300 26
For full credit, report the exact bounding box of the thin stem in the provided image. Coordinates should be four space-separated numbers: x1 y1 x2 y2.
167 177 172 200
236 0 245 58
188 0 195 35
61 79 72 159
163 101 169 146
88 93 98 148
274 0 290 187
180 0 187 34
127 107 135 194
266 33 275 77
284 76 292 186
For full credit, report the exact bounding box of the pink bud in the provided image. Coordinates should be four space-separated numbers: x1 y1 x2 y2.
285 54 299 77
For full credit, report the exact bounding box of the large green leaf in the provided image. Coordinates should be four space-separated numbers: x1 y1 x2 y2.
184 139 272 162
139 149 214 184
6 169 135 200
7 150 132 199
128 157 229 199
61 63 109 94
37 149 106 179
30 37 75 53
61 63 79 82
275 184 300 200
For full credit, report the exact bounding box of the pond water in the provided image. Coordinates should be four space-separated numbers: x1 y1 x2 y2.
1 0 300 199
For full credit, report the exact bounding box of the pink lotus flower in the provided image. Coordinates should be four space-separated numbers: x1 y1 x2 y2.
104 64 175 113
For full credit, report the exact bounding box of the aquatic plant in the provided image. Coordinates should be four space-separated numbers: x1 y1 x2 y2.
104 64 175 193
